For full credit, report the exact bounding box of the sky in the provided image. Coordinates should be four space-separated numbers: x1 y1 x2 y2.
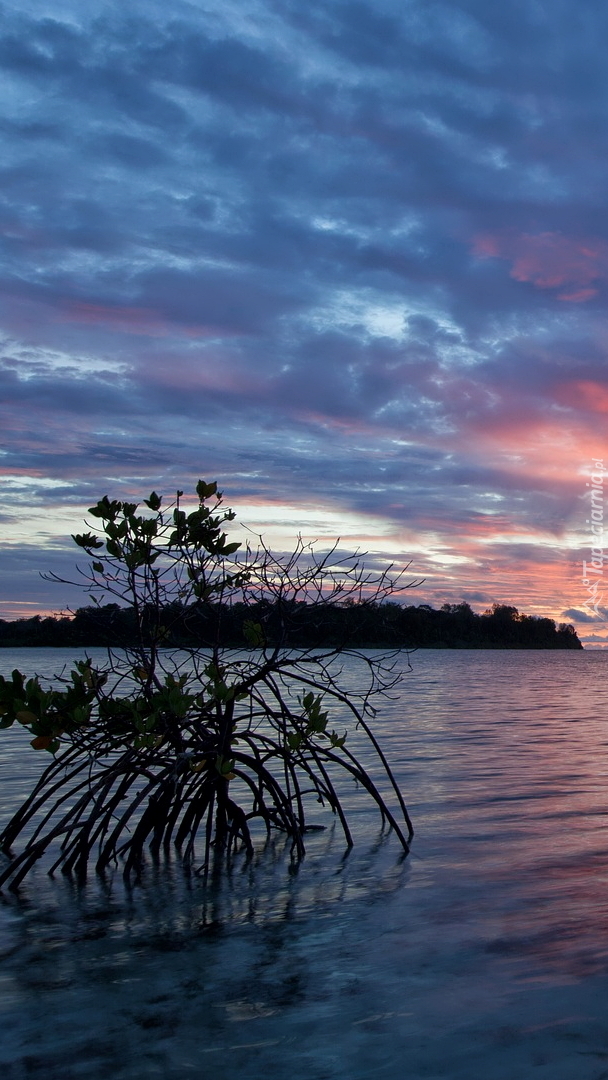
1 0 608 644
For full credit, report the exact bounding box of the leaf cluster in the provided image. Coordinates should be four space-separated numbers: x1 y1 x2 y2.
0 661 104 753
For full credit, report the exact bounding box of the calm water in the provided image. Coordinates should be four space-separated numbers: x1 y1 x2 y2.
1 648 608 1079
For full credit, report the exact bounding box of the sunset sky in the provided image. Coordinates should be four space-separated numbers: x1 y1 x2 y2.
1 0 608 644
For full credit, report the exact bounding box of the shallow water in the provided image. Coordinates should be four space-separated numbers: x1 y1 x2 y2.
1 648 608 1079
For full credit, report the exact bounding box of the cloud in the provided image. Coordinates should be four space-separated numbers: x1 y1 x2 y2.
0 0 607 632
472 232 608 301
562 608 606 623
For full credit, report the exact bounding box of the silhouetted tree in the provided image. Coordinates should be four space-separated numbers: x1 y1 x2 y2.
0 481 417 889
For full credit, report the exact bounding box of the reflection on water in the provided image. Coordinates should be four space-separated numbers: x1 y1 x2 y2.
2 648 608 1078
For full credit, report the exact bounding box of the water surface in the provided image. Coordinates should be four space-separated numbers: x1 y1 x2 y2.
1 648 608 1079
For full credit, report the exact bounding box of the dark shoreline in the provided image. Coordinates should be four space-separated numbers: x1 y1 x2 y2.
0 601 583 650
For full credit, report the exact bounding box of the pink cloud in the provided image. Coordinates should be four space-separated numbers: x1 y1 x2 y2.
59 301 216 338
146 354 261 397
471 234 501 258
556 288 599 303
472 231 608 301
556 379 608 414
62 301 169 335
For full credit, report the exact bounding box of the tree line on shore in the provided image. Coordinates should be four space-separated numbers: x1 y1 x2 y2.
0 599 582 649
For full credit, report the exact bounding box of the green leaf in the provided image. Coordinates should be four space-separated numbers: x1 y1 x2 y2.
16 710 38 725
196 480 218 500
330 731 347 749
309 715 328 733
88 496 120 520
216 755 235 776
73 532 104 550
92 561 104 573
243 620 265 647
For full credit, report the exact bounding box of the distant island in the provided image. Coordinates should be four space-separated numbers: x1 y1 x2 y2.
0 600 582 649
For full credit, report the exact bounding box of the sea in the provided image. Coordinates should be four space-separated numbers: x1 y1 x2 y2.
1 647 608 1079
